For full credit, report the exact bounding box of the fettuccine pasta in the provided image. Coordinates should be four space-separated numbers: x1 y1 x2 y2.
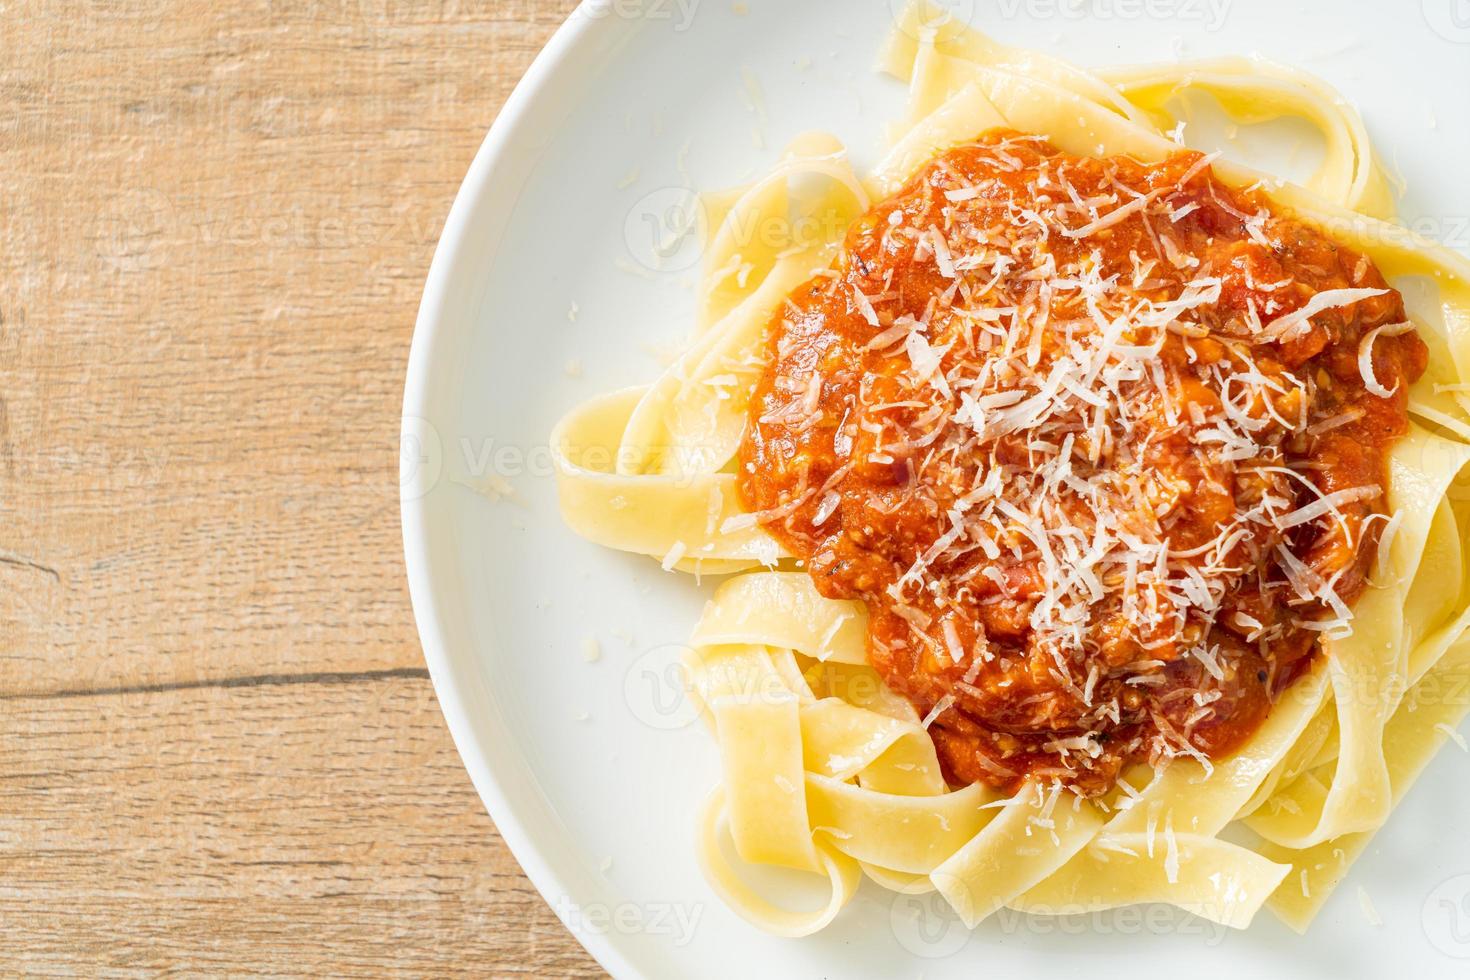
552 1 1470 937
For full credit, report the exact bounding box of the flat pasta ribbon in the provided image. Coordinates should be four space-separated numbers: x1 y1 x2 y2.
552 0 1470 935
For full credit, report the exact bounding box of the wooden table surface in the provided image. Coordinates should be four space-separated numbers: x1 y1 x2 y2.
3 0 603 974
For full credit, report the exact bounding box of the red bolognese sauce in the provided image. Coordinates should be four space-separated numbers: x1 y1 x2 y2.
738 131 1426 796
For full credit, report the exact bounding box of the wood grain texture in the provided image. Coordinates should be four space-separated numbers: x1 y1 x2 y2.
1 676 600 976
2 0 601 973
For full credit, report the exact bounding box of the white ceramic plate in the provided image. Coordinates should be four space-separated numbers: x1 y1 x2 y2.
402 2 1470 975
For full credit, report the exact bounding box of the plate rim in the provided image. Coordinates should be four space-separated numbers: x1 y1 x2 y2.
399 7 635 977
399 4 1470 976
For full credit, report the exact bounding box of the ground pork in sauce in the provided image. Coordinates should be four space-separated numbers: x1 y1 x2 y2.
738 131 1426 796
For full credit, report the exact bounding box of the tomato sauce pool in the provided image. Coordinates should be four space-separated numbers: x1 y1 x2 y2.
737 132 1426 796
